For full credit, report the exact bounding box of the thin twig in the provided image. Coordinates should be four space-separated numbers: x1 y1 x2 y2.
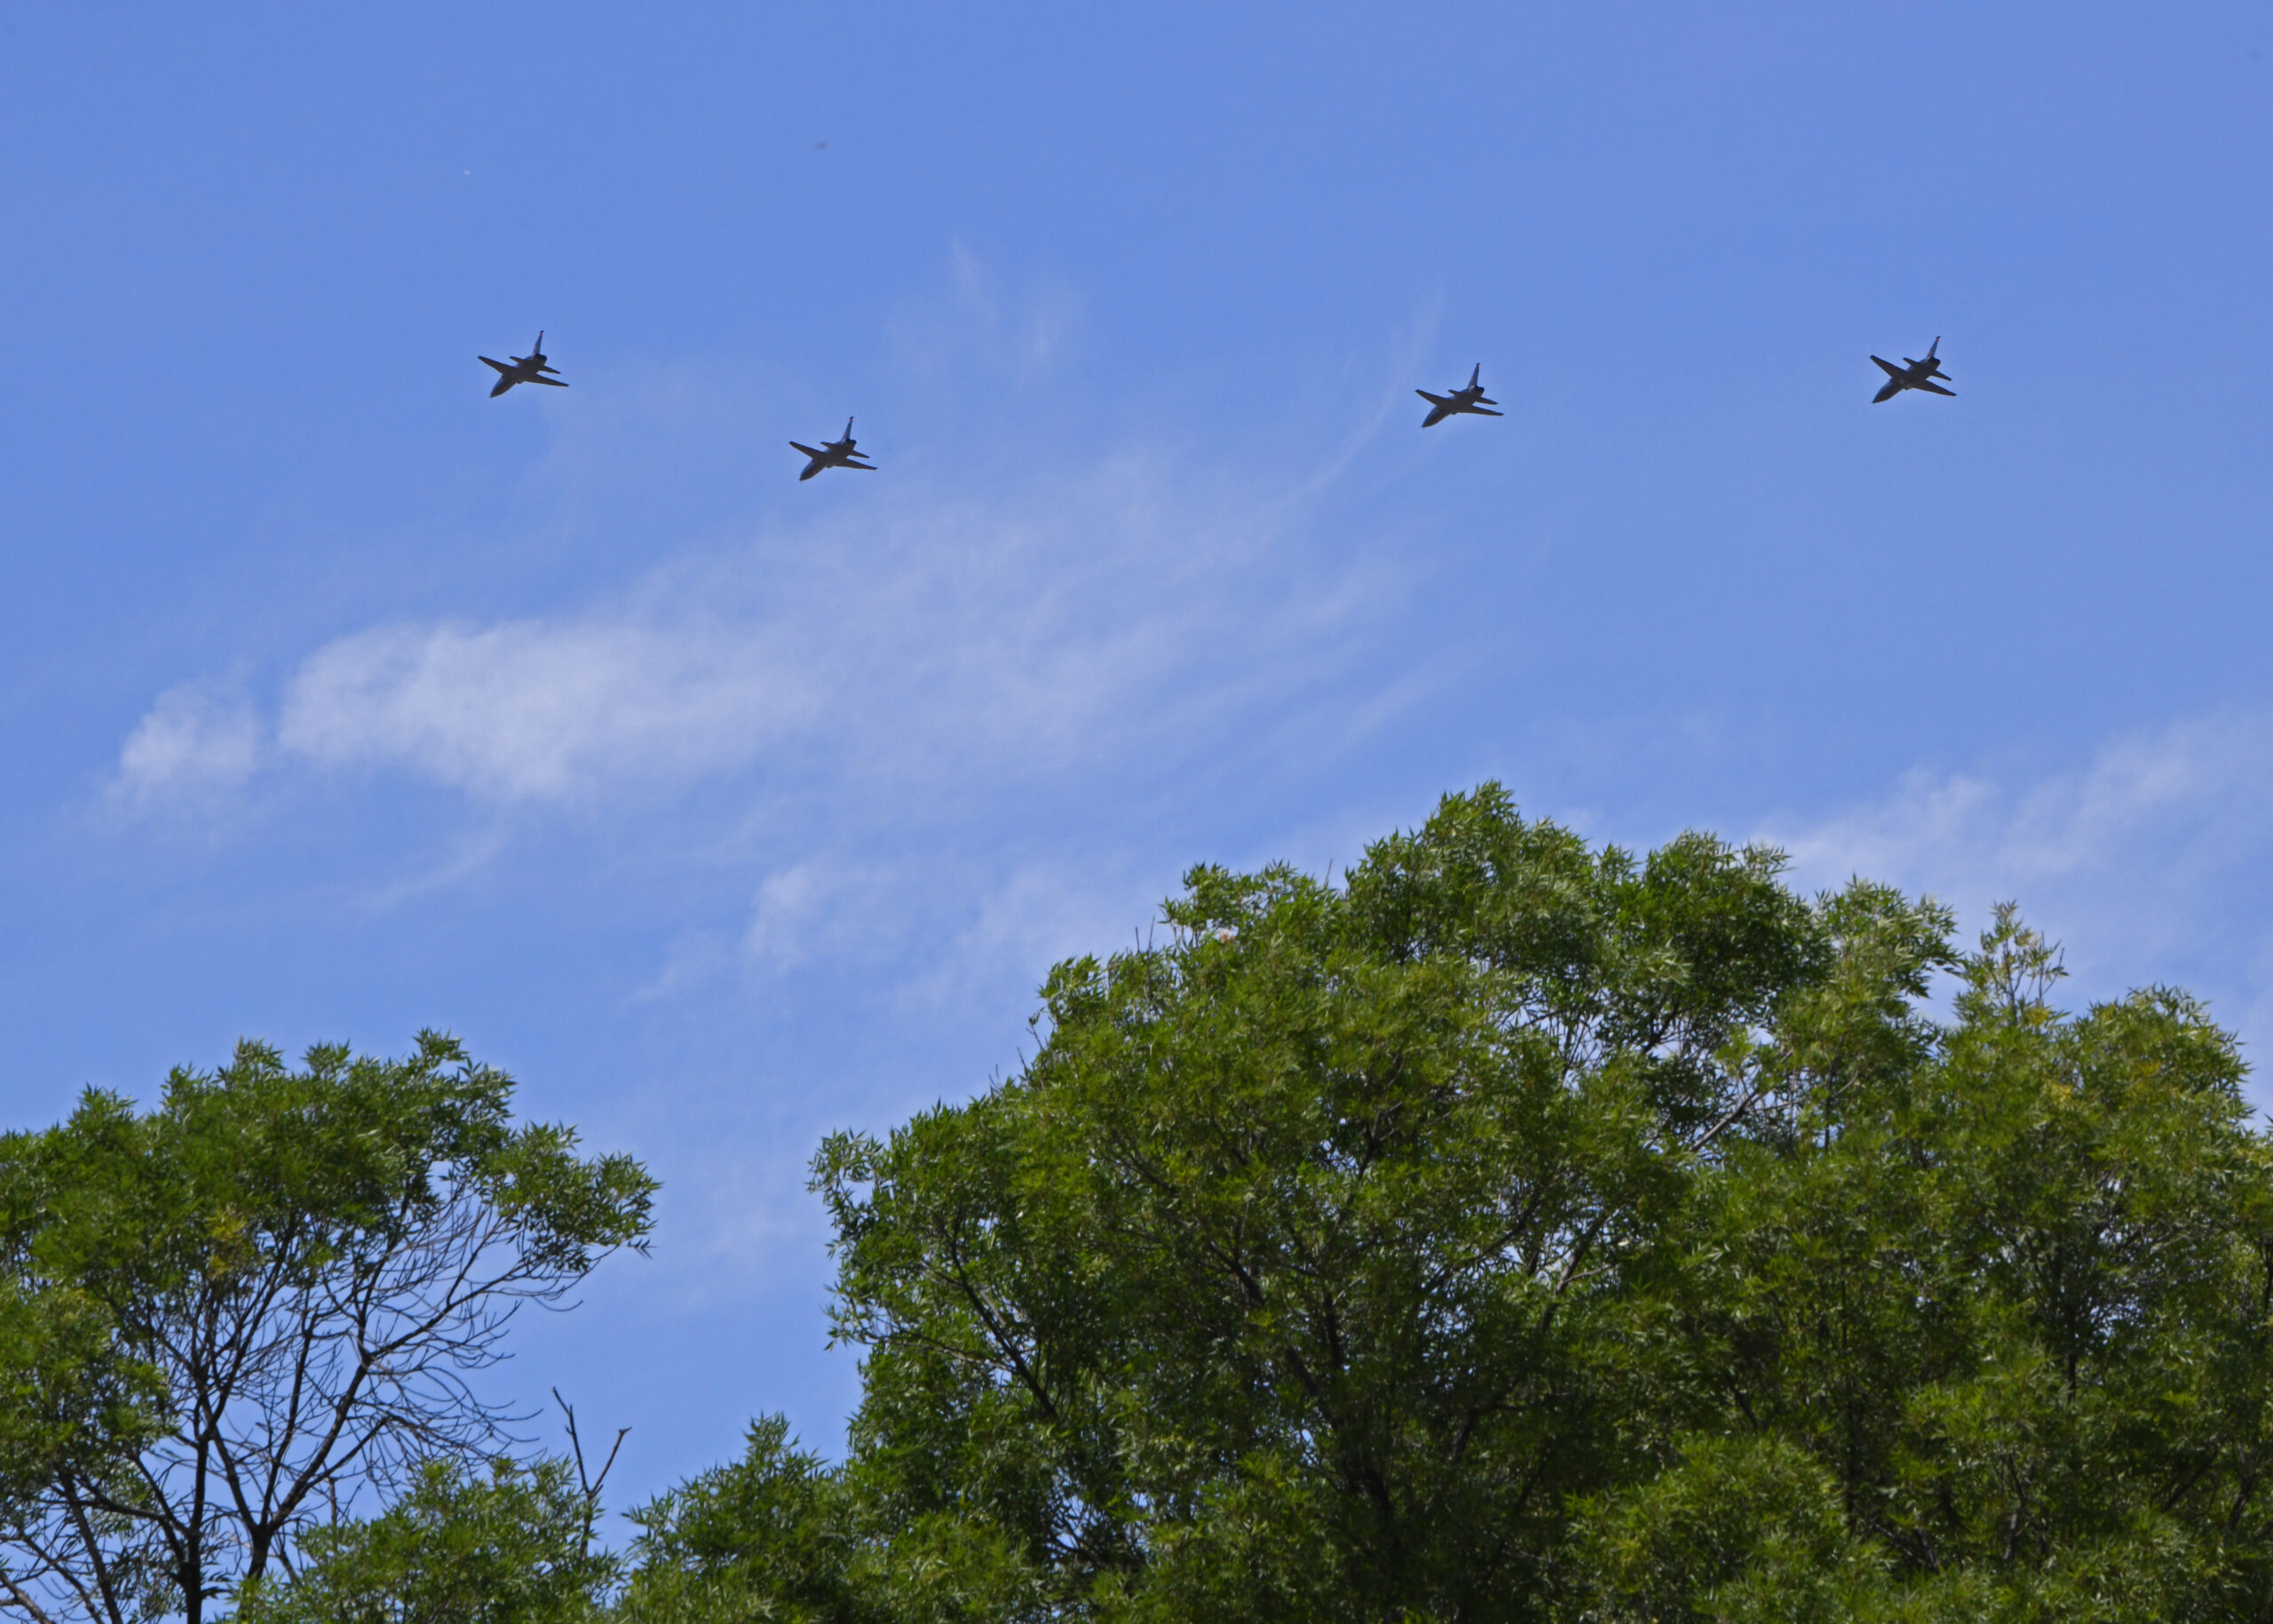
554 1390 630 1557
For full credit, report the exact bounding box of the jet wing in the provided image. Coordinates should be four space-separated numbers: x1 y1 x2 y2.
1870 356 1902 377
528 375 569 387
1467 407 1505 417
788 442 824 458
1913 381 1955 397
479 357 512 374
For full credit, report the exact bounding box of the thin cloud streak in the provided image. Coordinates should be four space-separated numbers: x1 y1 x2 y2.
1772 711 2273 915
277 620 815 801
113 682 262 803
114 440 1409 824
1765 708 2273 1079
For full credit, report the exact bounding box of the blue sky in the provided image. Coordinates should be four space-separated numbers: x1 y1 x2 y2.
4 3 2271 1509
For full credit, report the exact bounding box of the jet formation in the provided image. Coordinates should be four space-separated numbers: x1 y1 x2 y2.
789 418 877 480
477 332 1953 477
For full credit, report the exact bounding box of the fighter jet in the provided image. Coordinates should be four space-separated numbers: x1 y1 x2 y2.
790 418 876 480
1416 364 1503 428
1870 338 1953 403
479 332 568 398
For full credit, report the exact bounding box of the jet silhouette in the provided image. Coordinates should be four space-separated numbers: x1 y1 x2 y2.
479 332 567 397
1416 364 1503 428
1871 338 1953 403
790 417 876 480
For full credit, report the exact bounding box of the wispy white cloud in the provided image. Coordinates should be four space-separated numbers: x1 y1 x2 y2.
740 847 1175 1004
1765 709 2273 1069
893 243 1082 384
1773 713 2273 921
745 860 907 972
112 681 263 802
902 856 1170 1011
275 619 812 802
119 448 1397 820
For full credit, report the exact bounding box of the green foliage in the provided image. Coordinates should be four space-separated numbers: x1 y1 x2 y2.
233 1458 617 1624
1618 901 2273 1622
613 1414 1041 1624
739 786 2273 1621
1571 1432 1886 1623
16 786 2271 1623
807 785 1850 1621
0 1281 163 1514
0 1032 655 1624
614 1414 862 1623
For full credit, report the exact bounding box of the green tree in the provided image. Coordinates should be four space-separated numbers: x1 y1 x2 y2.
612 1414 863 1624
689 784 2273 1622
808 785 1843 1621
232 1455 617 1624
1586 905 2273 1621
0 1034 654 1624
107 788 2265 1622
614 1413 1041 1624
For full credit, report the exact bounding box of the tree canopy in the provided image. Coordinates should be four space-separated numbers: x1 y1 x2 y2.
0 1033 654 1624
25 786 2273 1624
623 784 2273 1623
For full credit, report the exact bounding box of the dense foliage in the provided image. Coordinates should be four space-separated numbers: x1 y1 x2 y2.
737 785 2273 1622
233 1458 618 1624
23 786 2273 1623
0 1034 655 1624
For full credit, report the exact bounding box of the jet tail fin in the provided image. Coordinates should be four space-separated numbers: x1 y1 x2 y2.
1468 363 1481 388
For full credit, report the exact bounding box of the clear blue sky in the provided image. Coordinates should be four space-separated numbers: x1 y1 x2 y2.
4 3 2270 1509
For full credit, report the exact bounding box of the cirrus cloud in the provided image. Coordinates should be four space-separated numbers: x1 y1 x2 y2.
1764 708 2273 1083
115 449 1408 818
277 619 813 801
113 681 262 803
